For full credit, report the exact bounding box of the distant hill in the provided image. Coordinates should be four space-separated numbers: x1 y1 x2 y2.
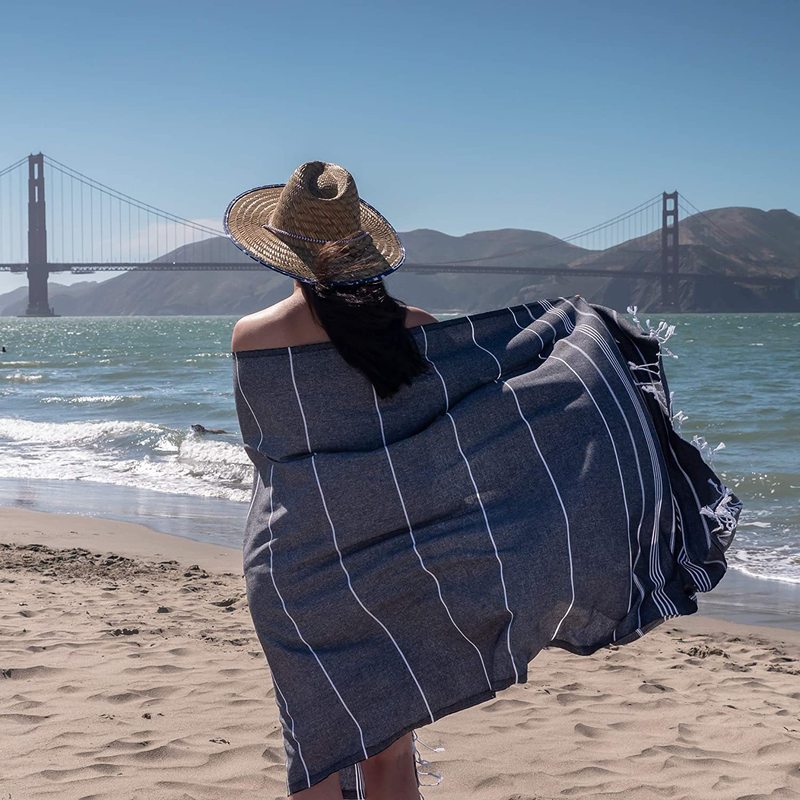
0 280 106 316
1 207 797 316
678 207 800 269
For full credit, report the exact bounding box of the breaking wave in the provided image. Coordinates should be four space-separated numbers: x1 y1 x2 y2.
0 417 253 502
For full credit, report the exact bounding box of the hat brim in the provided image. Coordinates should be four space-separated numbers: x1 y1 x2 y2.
224 184 405 285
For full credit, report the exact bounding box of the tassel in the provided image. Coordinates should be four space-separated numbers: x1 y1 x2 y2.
411 729 444 798
632 377 672 418
691 435 727 466
672 409 688 432
625 306 730 461
626 305 678 359
700 477 742 548
354 761 365 800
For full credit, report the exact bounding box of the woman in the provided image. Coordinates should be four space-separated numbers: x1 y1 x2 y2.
229 162 438 799
232 285 433 799
227 162 740 800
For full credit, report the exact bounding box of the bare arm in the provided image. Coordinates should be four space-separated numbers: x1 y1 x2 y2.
231 315 261 352
231 304 301 352
404 306 439 327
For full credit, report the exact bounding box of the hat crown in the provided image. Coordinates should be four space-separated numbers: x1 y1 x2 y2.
270 162 362 242
224 160 405 285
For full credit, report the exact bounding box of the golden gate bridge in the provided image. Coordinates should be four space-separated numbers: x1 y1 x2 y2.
0 153 790 316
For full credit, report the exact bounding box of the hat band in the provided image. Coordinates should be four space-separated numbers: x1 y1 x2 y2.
261 222 370 246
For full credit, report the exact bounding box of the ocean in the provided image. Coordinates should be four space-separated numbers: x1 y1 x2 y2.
1 309 798 589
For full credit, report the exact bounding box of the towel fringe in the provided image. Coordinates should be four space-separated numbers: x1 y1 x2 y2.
671 408 689 432
626 305 678 359
411 729 444 798
699 477 742 548
624 304 741 556
634 381 671 416
690 434 727 466
627 360 662 374
625 305 733 475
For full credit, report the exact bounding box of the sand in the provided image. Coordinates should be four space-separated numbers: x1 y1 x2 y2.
1 507 799 800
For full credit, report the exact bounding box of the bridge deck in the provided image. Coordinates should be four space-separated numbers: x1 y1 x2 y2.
0 262 790 285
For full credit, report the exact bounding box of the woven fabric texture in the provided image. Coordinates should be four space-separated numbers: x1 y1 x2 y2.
232 295 741 797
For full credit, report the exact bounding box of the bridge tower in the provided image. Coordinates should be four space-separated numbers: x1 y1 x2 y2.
660 191 679 309
25 153 54 316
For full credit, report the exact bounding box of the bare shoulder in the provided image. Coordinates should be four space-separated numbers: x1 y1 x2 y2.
404 306 439 327
231 300 300 352
231 300 438 352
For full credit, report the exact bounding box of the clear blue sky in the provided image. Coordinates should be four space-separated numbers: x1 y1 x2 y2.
0 0 797 292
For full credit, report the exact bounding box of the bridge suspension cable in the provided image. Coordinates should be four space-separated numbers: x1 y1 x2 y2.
1 153 676 270
10 156 223 271
0 157 29 265
677 193 740 248
436 192 664 265
0 156 28 179
43 156 223 237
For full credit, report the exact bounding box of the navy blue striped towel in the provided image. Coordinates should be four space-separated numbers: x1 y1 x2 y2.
232 295 741 797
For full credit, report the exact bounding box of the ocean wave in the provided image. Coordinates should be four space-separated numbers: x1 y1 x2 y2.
729 556 800 585
40 394 143 405
0 417 252 503
0 417 164 447
0 361 47 367
3 372 44 382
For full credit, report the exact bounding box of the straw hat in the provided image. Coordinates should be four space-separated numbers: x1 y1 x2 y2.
224 161 405 285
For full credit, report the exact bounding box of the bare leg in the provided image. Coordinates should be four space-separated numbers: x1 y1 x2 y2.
361 732 419 800
289 771 343 800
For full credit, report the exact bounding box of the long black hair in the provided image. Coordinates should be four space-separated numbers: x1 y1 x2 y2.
299 241 429 398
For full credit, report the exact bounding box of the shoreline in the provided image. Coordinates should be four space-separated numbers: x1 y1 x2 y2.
0 476 249 551
4 506 799 647
6 506 797 638
1 474 799 633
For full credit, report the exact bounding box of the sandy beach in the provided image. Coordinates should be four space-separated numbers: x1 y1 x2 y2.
2 507 799 800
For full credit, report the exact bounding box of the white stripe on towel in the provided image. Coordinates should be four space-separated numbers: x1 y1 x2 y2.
420 326 520 683
372 385 493 689
288 346 436 725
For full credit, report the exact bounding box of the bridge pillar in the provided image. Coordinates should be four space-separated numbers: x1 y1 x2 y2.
25 153 54 316
660 191 679 309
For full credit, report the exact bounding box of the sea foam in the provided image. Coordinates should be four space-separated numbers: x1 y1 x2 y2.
0 417 252 503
